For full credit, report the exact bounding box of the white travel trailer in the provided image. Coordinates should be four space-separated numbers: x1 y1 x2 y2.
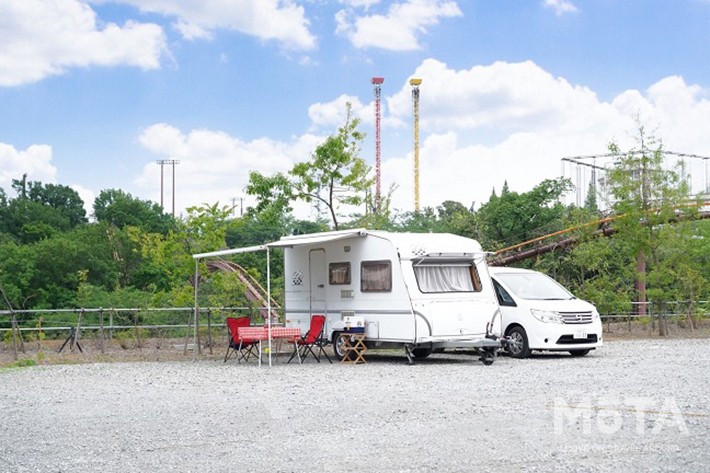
277 229 503 364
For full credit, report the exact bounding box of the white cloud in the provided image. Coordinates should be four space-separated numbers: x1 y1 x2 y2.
134 124 324 215
339 0 381 9
307 94 367 130
132 61 710 219
109 0 316 50
387 59 607 134
70 184 97 220
378 60 710 212
0 143 57 192
336 0 462 51
0 0 166 87
0 143 96 216
543 0 578 16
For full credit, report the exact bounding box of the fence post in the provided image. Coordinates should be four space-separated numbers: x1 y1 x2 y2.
37 316 43 352
206 309 213 355
627 306 631 332
196 306 201 356
687 300 696 332
99 308 105 354
183 309 193 356
10 313 19 360
109 309 114 341
74 309 83 352
133 310 142 350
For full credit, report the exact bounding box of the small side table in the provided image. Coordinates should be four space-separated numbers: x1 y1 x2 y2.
339 333 367 364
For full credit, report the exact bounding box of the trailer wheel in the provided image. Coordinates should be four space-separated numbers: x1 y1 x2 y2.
411 347 432 359
479 347 496 365
569 349 590 357
332 332 348 361
506 326 531 358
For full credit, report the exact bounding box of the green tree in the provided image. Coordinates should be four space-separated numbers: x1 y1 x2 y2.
290 102 373 230
93 189 176 234
183 203 232 255
0 241 35 309
126 226 192 293
395 207 441 233
584 180 599 212
1 178 87 243
244 171 293 217
476 178 572 250
25 181 87 226
602 125 692 335
346 184 398 231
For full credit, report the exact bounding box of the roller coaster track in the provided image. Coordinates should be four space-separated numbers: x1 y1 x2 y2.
206 259 280 320
489 199 710 266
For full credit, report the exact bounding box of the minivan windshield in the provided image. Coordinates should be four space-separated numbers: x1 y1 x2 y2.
495 272 574 300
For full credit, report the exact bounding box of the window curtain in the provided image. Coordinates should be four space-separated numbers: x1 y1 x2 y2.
330 265 350 284
362 262 391 291
414 266 475 292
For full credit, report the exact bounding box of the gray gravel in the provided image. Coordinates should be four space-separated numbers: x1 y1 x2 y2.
2 339 710 473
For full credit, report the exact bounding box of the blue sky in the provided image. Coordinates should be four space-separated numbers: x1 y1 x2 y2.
1 0 709 220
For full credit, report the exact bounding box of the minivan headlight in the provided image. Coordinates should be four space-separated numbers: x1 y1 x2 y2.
531 309 563 324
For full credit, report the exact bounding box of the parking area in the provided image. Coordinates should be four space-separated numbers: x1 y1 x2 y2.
1 338 709 472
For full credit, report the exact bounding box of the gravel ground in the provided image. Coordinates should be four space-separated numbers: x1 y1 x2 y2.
1 339 709 473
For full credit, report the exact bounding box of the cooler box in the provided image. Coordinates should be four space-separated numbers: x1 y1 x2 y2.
343 315 365 333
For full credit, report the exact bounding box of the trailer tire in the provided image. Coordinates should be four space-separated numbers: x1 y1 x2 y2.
332 332 348 361
506 326 531 358
411 347 432 359
569 349 590 357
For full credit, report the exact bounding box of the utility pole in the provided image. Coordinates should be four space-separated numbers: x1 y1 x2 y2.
231 197 243 216
157 159 179 216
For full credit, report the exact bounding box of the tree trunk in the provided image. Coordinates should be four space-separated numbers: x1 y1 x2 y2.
636 251 647 318
658 301 668 336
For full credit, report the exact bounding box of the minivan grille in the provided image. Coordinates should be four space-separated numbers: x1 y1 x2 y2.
559 311 593 324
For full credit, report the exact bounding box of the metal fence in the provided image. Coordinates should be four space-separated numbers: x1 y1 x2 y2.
0 306 276 360
2 300 708 360
599 300 709 332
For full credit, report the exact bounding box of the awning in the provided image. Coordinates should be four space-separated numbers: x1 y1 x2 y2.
192 228 368 260
191 228 368 366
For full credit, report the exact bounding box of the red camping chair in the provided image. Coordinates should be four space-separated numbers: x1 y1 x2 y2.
287 314 332 364
224 317 259 363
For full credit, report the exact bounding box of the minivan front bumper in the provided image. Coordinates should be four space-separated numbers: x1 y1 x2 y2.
527 321 603 351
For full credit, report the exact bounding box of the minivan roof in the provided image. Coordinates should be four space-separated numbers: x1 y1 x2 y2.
487 266 536 275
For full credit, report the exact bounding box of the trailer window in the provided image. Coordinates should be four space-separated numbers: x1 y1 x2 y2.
414 265 483 293
329 262 351 285
361 260 392 292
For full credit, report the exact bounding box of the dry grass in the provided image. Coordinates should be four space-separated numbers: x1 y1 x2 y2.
0 335 228 368
3 319 710 368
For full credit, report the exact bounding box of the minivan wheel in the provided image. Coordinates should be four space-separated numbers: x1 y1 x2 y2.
506 326 531 358
569 349 590 357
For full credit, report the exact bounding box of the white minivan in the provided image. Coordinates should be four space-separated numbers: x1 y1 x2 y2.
488 267 603 358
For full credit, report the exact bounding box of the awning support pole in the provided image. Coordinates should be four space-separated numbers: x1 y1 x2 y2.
267 247 272 367
193 259 199 362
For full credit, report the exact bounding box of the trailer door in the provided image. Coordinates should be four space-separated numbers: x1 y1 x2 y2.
412 260 489 337
309 249 327 317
